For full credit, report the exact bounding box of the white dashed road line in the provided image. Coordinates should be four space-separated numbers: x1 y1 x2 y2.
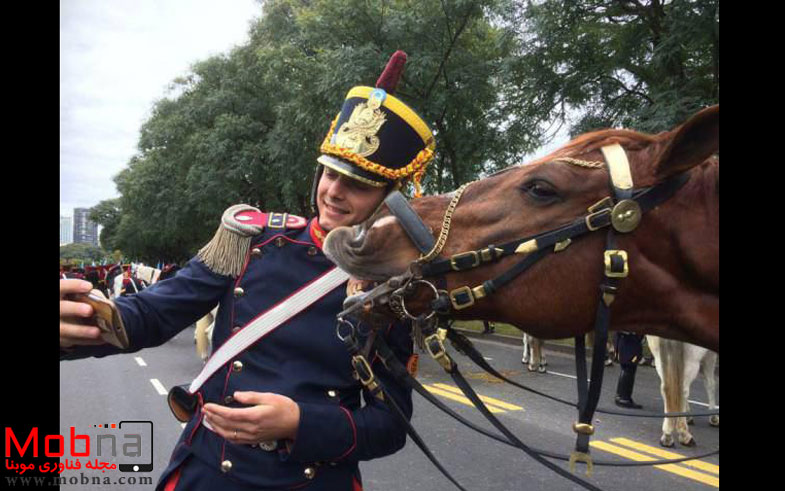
135 357 147 367
150 378 168 396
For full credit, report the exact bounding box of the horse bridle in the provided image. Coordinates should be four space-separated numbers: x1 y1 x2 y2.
342 143 689 327
336 144 714 490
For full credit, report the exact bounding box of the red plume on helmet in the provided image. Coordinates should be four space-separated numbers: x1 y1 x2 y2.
375 50 407 95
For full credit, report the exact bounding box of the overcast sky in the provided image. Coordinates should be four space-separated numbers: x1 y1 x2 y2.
60 0 261 217
60 0 569 219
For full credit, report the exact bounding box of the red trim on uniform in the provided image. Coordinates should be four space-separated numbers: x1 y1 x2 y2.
229 247 252 337
163 466 182 491
309 219 327 249
233 210 268 227
286 215 308 228
287 480 315 490
186 392 204 445
220 363 234 412
233 248 252 289
335 406 357 460
353 476 363 491
252 233 316 250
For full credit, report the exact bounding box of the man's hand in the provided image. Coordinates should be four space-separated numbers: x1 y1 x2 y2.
203 392 301 445
60 279 105 348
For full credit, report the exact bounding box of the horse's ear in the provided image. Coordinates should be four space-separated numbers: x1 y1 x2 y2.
654 105 718 178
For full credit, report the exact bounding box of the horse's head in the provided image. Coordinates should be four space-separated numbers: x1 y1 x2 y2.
325 105 719 350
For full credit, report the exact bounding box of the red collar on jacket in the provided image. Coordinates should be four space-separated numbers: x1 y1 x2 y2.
309 218 327 249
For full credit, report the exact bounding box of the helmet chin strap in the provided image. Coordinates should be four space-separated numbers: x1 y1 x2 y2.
310 165 325 215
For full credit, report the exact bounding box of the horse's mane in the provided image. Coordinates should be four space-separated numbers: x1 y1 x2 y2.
527 128 663 167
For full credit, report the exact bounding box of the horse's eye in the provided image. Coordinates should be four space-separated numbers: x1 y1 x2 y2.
520 179 559 202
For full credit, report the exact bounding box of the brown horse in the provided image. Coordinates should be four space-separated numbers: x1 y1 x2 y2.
324 106 719 352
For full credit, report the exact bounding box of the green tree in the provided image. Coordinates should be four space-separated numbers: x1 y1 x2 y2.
89 198 122 252
112 0 523 259
60 243 106 264
506 0 719 136
107 0 718 260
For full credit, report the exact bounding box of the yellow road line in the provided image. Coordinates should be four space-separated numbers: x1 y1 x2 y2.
610 437 719 475
590 441 719 488
431 383 524 411
423 385 505 413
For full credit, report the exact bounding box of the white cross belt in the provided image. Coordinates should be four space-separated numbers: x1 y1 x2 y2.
188 266 350 393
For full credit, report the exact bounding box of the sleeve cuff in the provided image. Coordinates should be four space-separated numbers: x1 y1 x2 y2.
282 402 356 463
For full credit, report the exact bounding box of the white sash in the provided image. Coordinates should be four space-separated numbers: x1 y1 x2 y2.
188 266 350 393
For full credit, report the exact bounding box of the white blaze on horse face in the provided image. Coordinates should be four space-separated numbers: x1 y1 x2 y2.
370 215 399 231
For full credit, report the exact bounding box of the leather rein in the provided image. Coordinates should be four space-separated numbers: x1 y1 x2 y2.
336 144 718 490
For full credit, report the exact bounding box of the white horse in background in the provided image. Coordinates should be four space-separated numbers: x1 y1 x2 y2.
111 271 142 298
521 333 546 373
521 331 615 373
195 306 219 363
646 335 719 447
135 264 161 285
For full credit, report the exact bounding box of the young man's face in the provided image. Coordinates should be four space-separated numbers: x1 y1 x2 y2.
316 166 387 231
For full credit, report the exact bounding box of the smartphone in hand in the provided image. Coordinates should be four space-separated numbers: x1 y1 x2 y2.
66 292 130 349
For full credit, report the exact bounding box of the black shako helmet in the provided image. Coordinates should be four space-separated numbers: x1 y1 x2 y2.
310 51 436 213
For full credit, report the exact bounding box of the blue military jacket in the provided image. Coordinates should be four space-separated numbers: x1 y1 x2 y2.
61 213 414 490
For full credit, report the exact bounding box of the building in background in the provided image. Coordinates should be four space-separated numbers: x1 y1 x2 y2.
60 216 73 245
73 208 99 246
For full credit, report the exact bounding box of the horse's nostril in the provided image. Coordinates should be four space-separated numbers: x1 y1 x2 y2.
348 224 367 248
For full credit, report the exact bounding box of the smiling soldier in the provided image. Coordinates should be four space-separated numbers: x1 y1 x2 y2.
59 51 436 490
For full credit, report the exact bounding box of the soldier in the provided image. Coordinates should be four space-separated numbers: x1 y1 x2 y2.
59 51 435 490
614 331 645 409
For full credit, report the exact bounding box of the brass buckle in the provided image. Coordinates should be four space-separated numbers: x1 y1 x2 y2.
587 196 614 214
450 251 480 271
449 286 475 310
585 208 611 232
425 329 453 371
470 285 487 301
352 355 377 388
480 247 504 262
604 250 629 278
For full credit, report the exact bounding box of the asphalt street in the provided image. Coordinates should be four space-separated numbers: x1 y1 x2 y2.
59 328 719 490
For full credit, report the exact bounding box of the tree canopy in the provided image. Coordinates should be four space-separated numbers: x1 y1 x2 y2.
96 0 718 261
59 243 107 264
